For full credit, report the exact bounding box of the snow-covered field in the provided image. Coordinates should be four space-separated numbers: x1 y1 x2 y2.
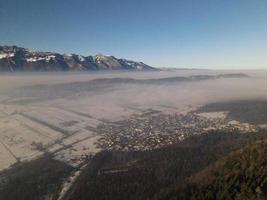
197 111 228 119
0 105 104 170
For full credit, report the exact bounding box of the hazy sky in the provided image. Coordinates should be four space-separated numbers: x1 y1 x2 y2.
0 0 267 69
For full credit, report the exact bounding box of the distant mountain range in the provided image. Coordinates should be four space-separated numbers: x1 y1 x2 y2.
0 45 156 72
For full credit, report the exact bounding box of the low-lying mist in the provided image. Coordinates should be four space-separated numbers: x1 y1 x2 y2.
0 70 267 120
0 69 267 173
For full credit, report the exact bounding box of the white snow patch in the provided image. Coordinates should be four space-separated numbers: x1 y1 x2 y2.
0 53 15 59
26 55 56 62
26 57 45 62
78 55 85 62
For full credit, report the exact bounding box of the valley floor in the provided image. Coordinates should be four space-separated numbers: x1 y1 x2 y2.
1 72 267 199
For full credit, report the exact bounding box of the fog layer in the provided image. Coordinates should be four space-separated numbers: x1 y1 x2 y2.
0 70 266 119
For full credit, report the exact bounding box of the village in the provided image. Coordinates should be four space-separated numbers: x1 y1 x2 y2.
96 109 259 151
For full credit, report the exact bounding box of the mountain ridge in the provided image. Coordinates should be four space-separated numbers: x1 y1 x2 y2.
0 45 156 72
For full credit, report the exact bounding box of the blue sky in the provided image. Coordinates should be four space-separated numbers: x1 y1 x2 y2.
0 0 267 69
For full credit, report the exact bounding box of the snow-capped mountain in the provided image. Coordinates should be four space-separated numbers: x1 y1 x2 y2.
0 46 156 72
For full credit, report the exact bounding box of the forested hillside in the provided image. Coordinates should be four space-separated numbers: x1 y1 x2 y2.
167 139 267 200
65 130 267 200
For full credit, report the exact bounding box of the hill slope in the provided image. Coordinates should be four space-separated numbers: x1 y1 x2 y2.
169 139 267 200
64 130 267 200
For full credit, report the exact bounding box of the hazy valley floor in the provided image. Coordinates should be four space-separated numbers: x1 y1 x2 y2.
1 70 267 199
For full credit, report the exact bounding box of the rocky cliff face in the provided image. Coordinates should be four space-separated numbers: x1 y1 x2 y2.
0 46 156 72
